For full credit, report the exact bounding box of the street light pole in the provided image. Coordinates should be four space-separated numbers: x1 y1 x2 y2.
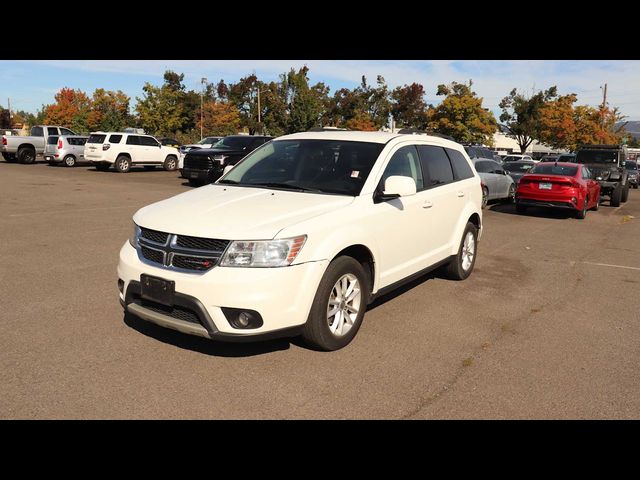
200 77 207 141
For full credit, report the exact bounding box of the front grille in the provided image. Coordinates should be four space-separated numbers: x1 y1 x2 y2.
141 246 164 264
172 254 219 271
140 227 169 244
184 154 214 170
133 298 201 325
176 235 229 251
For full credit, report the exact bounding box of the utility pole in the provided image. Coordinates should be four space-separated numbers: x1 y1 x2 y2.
7 98 11 126
257 87 261 135
601 83 608 129
200 77 207 141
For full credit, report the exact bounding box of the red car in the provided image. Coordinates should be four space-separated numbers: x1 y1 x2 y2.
515 162 600 219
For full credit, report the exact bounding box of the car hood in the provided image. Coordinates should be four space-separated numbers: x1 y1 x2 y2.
133 184 355 240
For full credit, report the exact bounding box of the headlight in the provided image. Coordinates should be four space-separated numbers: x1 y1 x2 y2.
213 155 228 163
129 222 140 248
220 235 307 267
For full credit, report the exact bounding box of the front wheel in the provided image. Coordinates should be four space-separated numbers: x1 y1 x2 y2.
301 256 369 351
442 222 478 281
621 184 629 203
610 186 622 207
163 155 178 171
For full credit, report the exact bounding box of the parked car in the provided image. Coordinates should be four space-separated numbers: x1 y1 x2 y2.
574 144 629 206
502 154 536 163
179 136 223 155
43 135 89 167
503 160 536 184
472 158 515 208
625 160 638 189
182 135 273 186
493 154 504 164
158 137 181 148
557 153 576 163
84 132 179 173
1 125 77 164
515 162 600 219
463 144 496 162
539 154 559 162
118 131 483 350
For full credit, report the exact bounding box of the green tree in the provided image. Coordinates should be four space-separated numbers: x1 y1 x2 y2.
284 66 328 134
427 80 497 144
0 107 10 128
87 89 131 132
390 83 429 129
135 70 190 136
499 86 558 153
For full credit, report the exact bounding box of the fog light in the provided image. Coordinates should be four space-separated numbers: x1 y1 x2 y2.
571 197 577 204
221 308 264 329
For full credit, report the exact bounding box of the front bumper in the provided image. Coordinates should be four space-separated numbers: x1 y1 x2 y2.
117 242 328 340
182 166 224 184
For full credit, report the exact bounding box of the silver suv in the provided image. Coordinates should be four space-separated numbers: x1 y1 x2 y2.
44 135 89 167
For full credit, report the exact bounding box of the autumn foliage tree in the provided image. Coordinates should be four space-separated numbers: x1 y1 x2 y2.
43 88 92 133
87 89 131 132
345 112 377 131
197 101 241 136
427 81 497 145
537 93 578 150
390 83 429 129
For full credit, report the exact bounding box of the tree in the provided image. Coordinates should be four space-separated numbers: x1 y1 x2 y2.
499 86 558 153
344 112 377 131
390 83 429 129
537 93 578 150
227 74 260 134
87 89 131 132
0 107 10 128
135 70 190 136
427 80 497 144
572 104 625 148
42 88 92 133
197 101 241 136
284 67 328 134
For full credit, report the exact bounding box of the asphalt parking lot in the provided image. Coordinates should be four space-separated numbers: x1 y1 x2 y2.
1 161 639 419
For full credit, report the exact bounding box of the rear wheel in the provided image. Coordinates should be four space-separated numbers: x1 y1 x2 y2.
17 146 36 164
63 155 76 167
115 155 131 173
163 155 177 171
301 256 369 351
576 197 588 219
2 153 17 163
481 186 488 209
443 222 478 281
610 186 622 207
505 183 516 203
592 195 599 211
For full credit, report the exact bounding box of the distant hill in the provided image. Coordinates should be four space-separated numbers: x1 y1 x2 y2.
617 121 640 139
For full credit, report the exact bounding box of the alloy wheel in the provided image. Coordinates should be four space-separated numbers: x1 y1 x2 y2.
327 274 362 337
461 231 475 271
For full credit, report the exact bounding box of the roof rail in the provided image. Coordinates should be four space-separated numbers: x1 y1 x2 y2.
307 126 349 132
397 128 456 141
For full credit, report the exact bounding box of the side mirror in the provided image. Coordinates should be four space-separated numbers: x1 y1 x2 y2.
376 176 417 202
223 164 234 175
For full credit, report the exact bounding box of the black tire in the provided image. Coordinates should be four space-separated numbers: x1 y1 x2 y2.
2 153 17 163
188 178 202 187
504 183 516 203
163 155 178 171
17 146 36 164
516 202 527 214
63 155 76 167
95 164 110 171
115 155 131 173
621 183 629 203
575 197 588 219
610 186 622 207
442 222 478 281
481 186 488 209
301 256 369 351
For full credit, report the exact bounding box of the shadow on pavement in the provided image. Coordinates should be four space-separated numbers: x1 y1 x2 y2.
123 313 292 357
489 202 577 219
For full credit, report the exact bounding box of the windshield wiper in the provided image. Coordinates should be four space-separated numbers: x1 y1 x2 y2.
247 182 324 193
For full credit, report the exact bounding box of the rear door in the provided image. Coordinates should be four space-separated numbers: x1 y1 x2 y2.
475 160 497 198
490 162 511 198
125 135 143 162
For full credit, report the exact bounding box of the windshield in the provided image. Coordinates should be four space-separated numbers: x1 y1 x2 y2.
219 139 385 196
531 164 578 176
504 162 535 173
625 161 637 170
199 137 219 144
503 155 524 162
211 136 253 150
557 155 575 162
575 150 618 164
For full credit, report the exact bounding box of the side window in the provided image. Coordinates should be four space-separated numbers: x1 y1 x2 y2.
109 134 122 144
379 145 424 191
446 148 475 180
465 146 477 159
490 162 504 174
126 135 140 145
474 161 490 173
417 145 454 187
140 136 160 146
47 127 59 136
31 126 44 137
60 128 75 136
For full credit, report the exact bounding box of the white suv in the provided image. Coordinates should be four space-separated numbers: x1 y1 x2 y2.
117 131 483 350
85 132 179 172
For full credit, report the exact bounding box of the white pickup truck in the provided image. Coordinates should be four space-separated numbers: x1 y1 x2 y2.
1 125 77 164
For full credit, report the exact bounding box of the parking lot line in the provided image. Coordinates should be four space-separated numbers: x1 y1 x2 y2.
581 261 640 271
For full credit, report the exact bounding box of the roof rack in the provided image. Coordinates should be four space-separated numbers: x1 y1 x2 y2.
307 126 349 132
397 128 456 141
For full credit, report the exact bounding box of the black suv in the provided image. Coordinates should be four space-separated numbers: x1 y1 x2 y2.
182 135 273 186
574 144 629 206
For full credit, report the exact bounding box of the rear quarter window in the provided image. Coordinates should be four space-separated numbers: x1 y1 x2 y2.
87 134 107 144
109 134 123 144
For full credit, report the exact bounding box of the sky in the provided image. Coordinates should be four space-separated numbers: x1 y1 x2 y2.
1 60 640 121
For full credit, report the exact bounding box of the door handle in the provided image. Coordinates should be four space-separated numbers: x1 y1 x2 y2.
457 191 465 197
422 201 433 209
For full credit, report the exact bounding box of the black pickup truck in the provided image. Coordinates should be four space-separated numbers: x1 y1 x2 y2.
182 135 273 187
